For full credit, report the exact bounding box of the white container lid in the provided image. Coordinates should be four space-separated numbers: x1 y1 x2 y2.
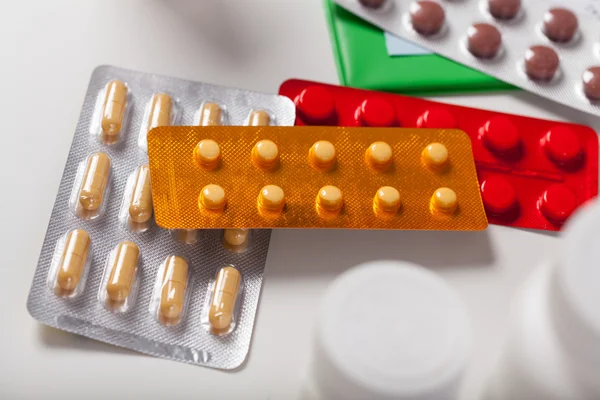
310 260 472 400
553 200 600 389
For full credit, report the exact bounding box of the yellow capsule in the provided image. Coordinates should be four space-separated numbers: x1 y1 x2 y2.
198 184 227 211
106 241 140 303
159 256 188 324
128 164 153 223
248 110 271 126
257 185 285 214
56 229 91 295
309 140 336 171
223 229 249 252
193 139 221 170
198 102 223 126
373 186 401 215
101 80 128 141
365 141 393 171
431 187 458 215
422 142 449 170
147 93 172 132
209 266 242 333
252 140 279 170
316 185 343 215
79 152 111 212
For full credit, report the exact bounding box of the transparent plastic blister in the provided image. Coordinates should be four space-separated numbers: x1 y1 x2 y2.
335 0 600 117
222 229 252 253
401 1 449 40
194 100 228 126
171 229 203 244
138 92 181 152
98 241 140 313
47 229 92 299
358 0 395 13
244 109 276 126
27 65 294 369
150 255 193 326
69 152 112 220
202 265 244 336
477 0 525 25
90 80 132 145
118 165 153 233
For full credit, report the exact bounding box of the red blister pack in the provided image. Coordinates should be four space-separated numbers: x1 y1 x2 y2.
279 79 599 231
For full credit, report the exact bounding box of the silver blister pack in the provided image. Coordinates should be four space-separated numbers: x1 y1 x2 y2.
334 0 600 118
27 65 296 369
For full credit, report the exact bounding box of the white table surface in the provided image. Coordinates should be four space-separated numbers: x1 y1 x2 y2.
2 1 599 399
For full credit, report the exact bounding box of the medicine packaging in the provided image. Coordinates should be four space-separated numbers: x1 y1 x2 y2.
334 0 600 118
27 65 296 369
147 126 488 231
279 79 598 231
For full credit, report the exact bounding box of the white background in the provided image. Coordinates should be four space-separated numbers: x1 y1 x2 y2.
1 1 599 399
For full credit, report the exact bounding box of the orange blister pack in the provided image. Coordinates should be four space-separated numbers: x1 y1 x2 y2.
148 126 488 230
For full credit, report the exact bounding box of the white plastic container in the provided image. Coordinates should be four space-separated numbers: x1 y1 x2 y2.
301 260 472 400
488 200 600 400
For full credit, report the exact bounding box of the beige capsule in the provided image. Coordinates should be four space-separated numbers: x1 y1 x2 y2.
101 80 128 140
159 256 189 324
198 102 223 126
248 110 271 126
106 241 140 303
223 229 250 252
56 229 91 295
128 165 153 223
172 229 200 244
147 93 172 131
79 152 111 212
209 266 242 333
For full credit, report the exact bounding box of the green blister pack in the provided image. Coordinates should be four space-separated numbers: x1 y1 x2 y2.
324 0 515 95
